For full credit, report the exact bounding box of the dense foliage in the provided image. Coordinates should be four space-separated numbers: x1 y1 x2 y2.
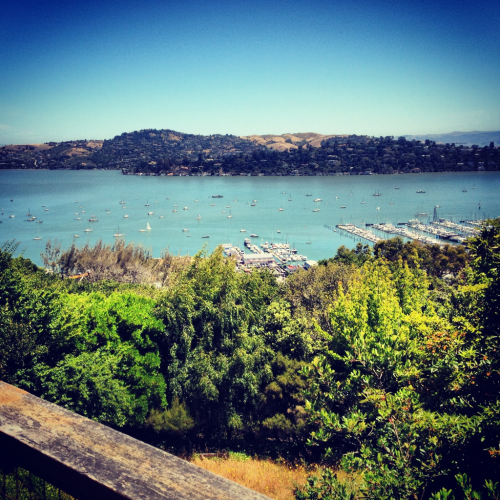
1 220 500 498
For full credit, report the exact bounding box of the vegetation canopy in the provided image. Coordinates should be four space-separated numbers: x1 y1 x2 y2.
1 221 500 499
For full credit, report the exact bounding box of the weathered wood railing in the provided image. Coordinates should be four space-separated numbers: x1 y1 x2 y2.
0 382 270 500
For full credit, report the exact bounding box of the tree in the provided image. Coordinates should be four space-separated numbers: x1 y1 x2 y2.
299 259 485 498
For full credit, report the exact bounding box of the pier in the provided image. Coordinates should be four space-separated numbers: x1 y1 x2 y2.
335 224 382 243
407 220 466 243
432 220 479 236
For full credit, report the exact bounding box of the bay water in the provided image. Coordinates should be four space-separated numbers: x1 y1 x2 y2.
1 170 499 266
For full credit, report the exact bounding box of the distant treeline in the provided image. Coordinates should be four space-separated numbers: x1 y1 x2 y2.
1 129 498 175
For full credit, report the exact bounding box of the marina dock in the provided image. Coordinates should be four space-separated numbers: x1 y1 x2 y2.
335 224 383 243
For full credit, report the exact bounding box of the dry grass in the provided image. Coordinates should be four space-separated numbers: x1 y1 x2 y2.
191 455 314 500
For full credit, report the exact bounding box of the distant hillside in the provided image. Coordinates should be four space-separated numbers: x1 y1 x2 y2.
1 128 499 176
404 131 500 147
242 133 355 151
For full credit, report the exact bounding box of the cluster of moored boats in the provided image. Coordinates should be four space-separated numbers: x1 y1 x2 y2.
243 238 308 263
336 218 483 247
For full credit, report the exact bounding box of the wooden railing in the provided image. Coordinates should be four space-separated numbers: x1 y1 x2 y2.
0 382 269 500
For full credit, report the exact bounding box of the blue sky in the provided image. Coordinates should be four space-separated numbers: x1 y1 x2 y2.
1 0 499 144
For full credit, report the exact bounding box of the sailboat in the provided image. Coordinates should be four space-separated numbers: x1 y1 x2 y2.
147 222 151 230
196 214 202 220
114 226 124 237
288 193 292 201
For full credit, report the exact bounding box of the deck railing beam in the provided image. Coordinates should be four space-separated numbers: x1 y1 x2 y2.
0 382 269 500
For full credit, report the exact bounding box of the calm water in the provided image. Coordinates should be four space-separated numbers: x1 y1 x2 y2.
1 170 498 266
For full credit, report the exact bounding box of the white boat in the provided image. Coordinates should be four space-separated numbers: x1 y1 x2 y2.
84 228 92 232
147 222 151 230
211 203 215 206
250 234 258 238
159 215 165 218
74 235 80 238
183 207 188 210
376 207 380 210
196 214 201 220
172 209 178 212
314 198 322 202
277 230 281 233
148 211 154 215
278 208 284 211
240 229 246 232
44 208 49 211
33 236 41 241
312 209 320 212
9 215 15 218
182 228 189 232
123 215 129 218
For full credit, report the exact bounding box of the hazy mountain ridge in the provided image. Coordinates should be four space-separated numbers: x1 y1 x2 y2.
404 131 500 147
